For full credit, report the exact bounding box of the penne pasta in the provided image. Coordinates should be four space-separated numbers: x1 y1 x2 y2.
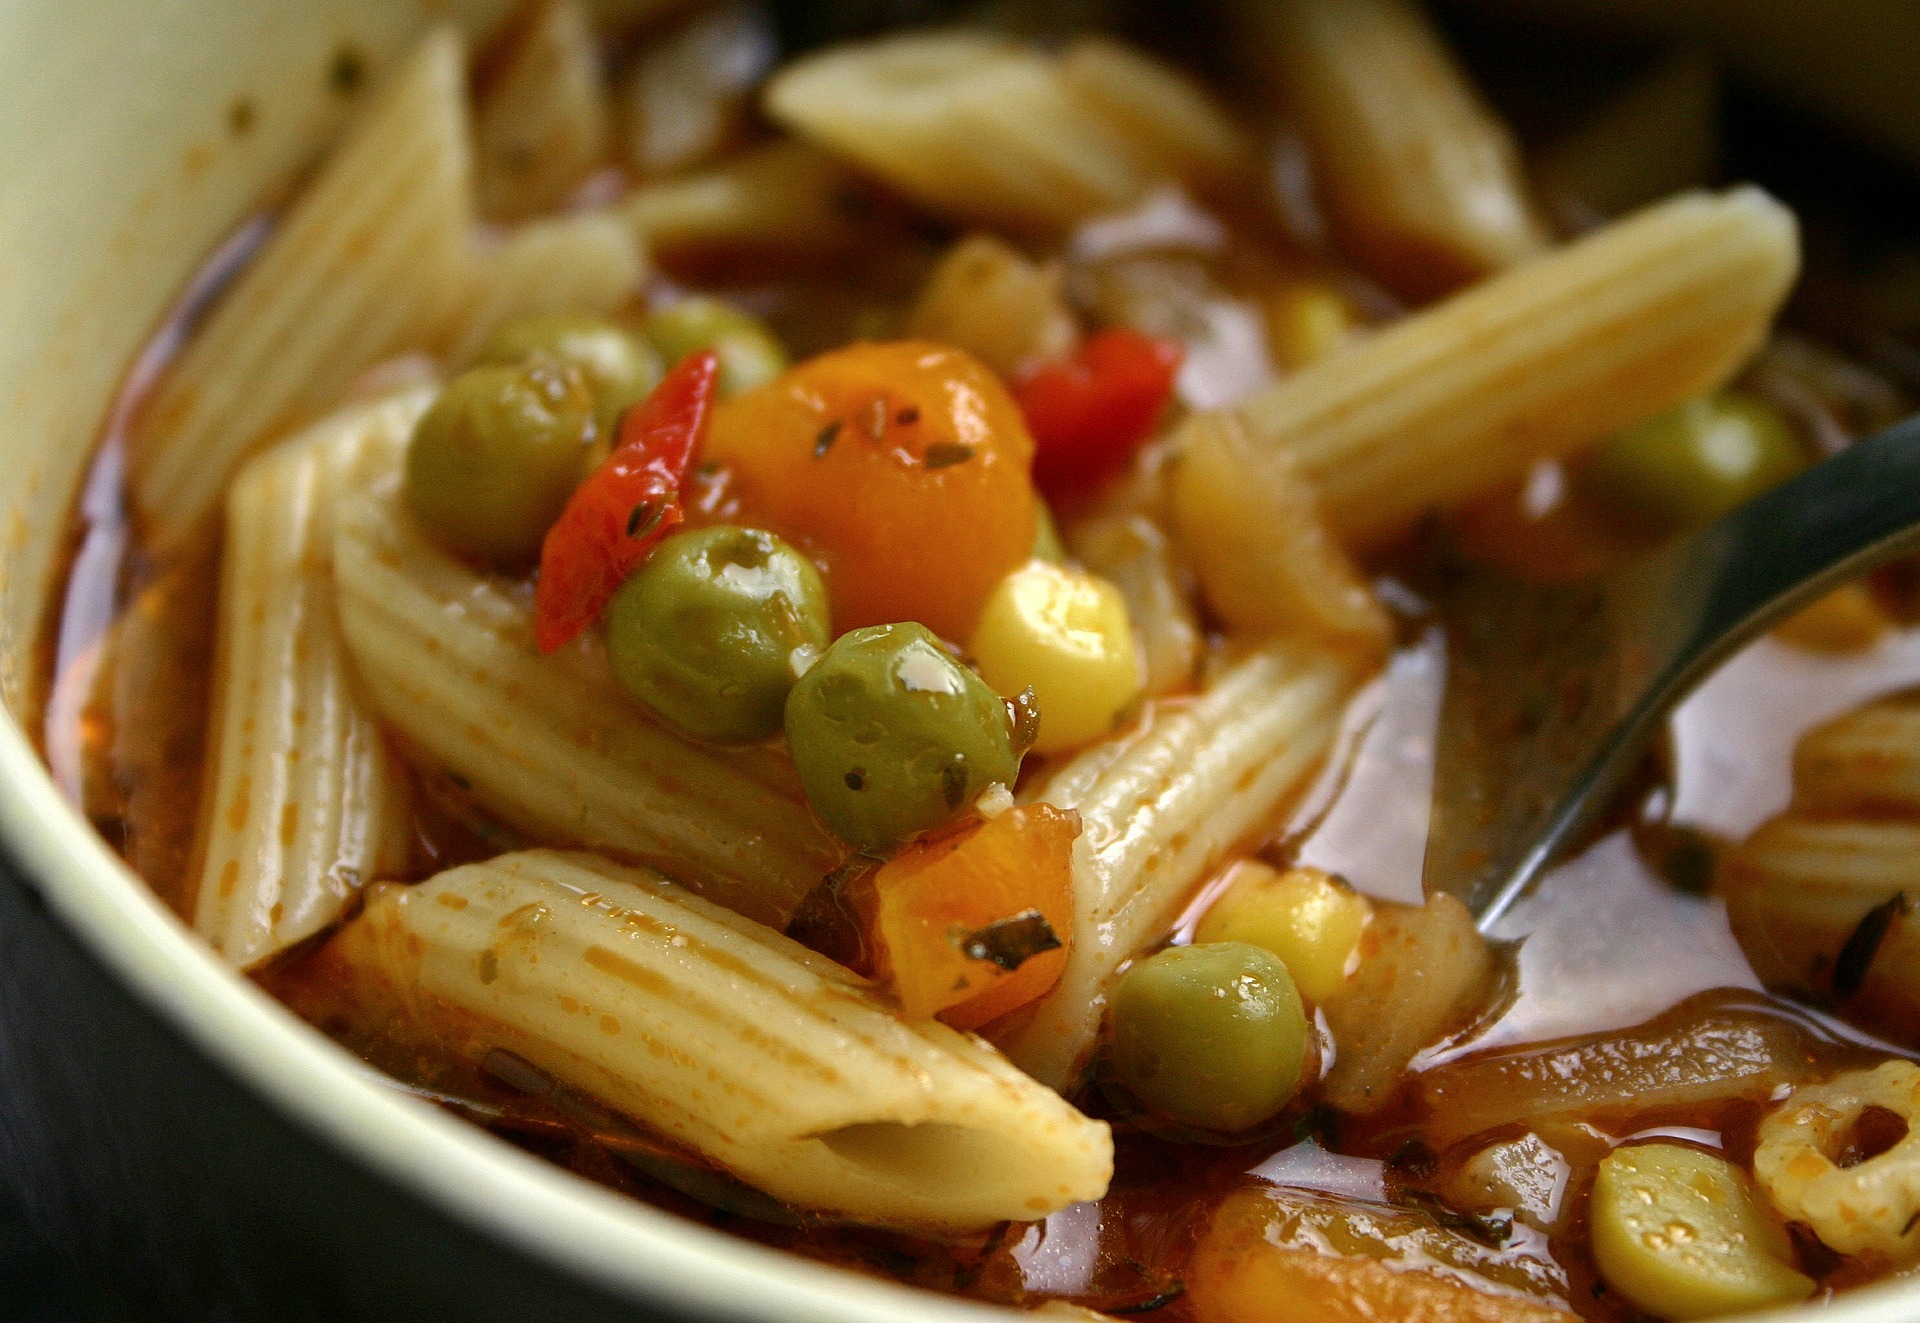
765 32 1243 233
619 1 776 179
1001 643 1353 1089
1723 816 1920 997
448 210 647 362
1057 37 1251 192
1253 0 1547 298
906 234 1077 380
1239 188 1800 547
131 30 476 552
1169 410 1390 656
332 849 1113 1229
474 0 612 222
1790 697 1920 815
189 389 429 969
332 487 841 929
1064 513 1200 700
622 139 866 257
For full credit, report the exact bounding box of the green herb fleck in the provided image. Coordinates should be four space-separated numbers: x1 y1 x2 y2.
923 442 976 470
957 910 1061 972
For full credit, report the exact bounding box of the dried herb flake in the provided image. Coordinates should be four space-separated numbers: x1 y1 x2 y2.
626 501 665 539
1834 893 1910 997
1110 1283 1184 1314
813 422 841 457
957 910 1061 972
1397 1187 1514 1248
923 442 976 470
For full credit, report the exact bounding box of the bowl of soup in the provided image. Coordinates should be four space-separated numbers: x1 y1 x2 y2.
7 1 1920 1320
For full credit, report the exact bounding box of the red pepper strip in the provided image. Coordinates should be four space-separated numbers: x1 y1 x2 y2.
533 350 720 653
1014 329 1184 498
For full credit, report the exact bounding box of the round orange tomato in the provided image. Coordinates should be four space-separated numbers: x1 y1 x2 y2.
700 341 1038 643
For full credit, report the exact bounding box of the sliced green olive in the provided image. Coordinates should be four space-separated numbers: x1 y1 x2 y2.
642 297 789 398
1590 1143 1815 1321
1108 941 1309 1134
477 313 663 434
1589 392 1806 532
606 525 830 744
405 360 597 566
783 623 1019 853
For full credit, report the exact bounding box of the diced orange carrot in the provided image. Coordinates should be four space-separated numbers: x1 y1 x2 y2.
1188 1189 1578 1323
864 804 1078 1029
700 341 1038 643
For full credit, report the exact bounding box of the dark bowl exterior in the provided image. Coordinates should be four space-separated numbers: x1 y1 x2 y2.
0 844 702 1322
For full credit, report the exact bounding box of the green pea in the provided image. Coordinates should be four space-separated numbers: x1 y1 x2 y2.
405 360 597 566
784 623 1019 853
606 526 830 744
476 313 663 435
643 297 789 398
1108 942 1308 1133
1589 392 1807 532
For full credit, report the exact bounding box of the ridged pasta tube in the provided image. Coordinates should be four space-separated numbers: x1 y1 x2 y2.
333 849 1113 1229
131 30 476 551
474 0 611 222
332 489 841 928
764 33 1241 232
1792 697 1920 815
1756 1061 1920 1259
1723 817 1920 1001
1240 188 1800 547
188 389 429 968
622 139 865 256
448 211 647 362
1001 644 1353 1089
1252 0 1547 298
1723 699 1920 1015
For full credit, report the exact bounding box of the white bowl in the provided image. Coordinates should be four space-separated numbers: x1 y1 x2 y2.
0 4 1913 1319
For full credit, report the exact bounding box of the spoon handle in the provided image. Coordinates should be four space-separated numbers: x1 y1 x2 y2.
1461 412 1920 931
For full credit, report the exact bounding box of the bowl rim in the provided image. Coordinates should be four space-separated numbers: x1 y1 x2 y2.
0 715 1025 1322
14 714 1920 1323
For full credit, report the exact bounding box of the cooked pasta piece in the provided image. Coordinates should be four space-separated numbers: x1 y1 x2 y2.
765 33 1239 232
620 1 775 178
1722 816 1920 1006
332 849 1113 1228
475 0 612 221
1065 513 1200 699
1057 37 1251 191
189 389 428 968
1000 643 1353 1089
1169 410 1390 656
448 210 646 362
332 486 841 928
1791 697 1920 815
1319 893 1494 1114
1755 1061 1920 1259
131 29 476 551
1251 0 1546 298
1239 188 1799 547
906 234 1077 380
622 139 865 257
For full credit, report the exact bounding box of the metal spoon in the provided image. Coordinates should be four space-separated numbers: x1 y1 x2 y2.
1423 413 1920 931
